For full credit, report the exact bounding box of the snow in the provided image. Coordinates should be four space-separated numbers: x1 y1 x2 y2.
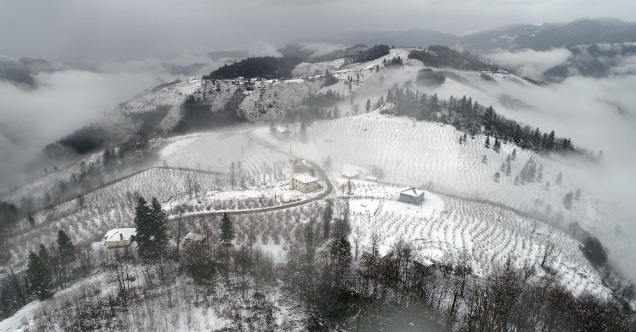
344 181 609 298
103 228 136 241
183 232 207 242
122 80 202 114
251 112 625 276
293 174 318 183
400 187 425 197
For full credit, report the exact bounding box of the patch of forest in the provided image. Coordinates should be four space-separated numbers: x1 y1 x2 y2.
279 44 368 63
202 56 303 80
44 124 112 158
408 45 498 71
385 86 586 155
173 91 247 133
346 44 390 64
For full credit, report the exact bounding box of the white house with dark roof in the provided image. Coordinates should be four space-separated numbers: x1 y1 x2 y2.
103 228 136 249
397 187 425 205
292 174 319 193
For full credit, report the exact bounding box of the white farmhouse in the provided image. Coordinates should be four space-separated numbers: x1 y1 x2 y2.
292 174 319 193
103 228 137 249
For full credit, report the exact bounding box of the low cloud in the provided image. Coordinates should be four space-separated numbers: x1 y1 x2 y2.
609 53 636 75
0 42 284 192
485 48 572 80
0 70 156 190
299 42 347 59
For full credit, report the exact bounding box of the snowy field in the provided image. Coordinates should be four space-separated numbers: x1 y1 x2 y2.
251 112 631 273
158 131 291 176
253 113 604 222
339 180 608 297
2 162 320 269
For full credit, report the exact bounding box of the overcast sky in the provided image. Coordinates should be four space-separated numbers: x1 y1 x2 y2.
1 0 636 64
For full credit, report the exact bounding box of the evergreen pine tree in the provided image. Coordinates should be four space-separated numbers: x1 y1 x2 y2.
220 213 235 246
505 163 511 176
511 149 517 161
149 197 168 257
481 155 487 164
484 137 490 149
26 249 51 300
134 196 152 258
514 175 519 186
493 139 501 152
494 172 500 183
56 230 75 264
563 192 573 210
330 236 352 268
365 99 371 112
28 213 35 227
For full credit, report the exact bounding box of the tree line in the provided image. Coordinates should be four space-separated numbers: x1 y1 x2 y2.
0 229 80 319
385 86 582 155
202 56 303 80
408 45 499 71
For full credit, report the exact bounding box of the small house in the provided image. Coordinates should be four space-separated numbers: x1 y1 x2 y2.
183 232 207 246
104 228 136 249
292 174 319 193
397 187 425 205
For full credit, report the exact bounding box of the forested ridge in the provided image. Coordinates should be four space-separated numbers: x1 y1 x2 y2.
203 56 303 80
385 86 581 155
409 45 498 71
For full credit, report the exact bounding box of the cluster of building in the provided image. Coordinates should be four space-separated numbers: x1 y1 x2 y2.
228 77 280 91
104 160 425 249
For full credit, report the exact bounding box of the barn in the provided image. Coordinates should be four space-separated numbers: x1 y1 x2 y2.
398 187 425 205
292 174 319 193
103 228 137 249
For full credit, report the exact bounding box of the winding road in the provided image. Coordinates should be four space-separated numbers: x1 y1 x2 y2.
172 127 334 221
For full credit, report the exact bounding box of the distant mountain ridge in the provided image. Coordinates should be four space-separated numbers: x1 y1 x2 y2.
293 18 636 54
0 56 68 86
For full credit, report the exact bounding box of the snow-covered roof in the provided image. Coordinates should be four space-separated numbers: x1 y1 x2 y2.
104 228 136 242
293 174 318 183
276 127 289 133
366 175 377 181
413 257 434 267
400 187 425 197
184 232 207 242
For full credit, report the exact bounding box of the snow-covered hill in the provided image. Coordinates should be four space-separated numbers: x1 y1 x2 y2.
251 112 632 275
